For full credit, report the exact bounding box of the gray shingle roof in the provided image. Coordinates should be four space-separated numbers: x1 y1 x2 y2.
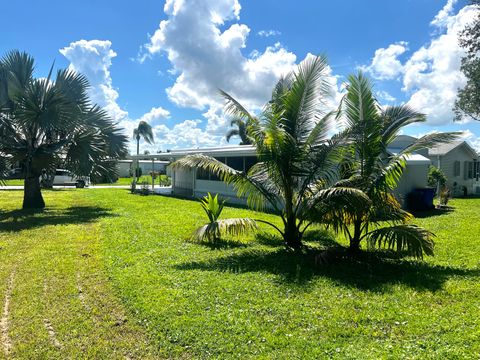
428 140 478 157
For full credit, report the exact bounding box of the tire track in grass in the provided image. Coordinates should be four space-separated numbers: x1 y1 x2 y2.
42 282 63 350
1 270 15 355
76 273 91 313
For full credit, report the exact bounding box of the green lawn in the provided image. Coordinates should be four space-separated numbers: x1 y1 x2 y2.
3 176 169 187
94 175 169 186
2 179 24 186
0 189 479 358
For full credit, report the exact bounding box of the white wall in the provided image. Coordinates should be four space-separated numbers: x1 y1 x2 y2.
394 163 430 206
194 179 247 204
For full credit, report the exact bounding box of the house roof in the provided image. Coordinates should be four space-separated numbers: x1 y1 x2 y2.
130 145 257 160
387 148 431 165
119 159 169 164
428 141 478 158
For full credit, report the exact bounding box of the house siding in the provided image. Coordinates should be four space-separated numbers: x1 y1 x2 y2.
428 145 479 196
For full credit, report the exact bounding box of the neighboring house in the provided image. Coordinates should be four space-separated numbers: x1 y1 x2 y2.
427 141 480 196
389 135 431 206
167 146 256 203
116 159 169 178
133 139 431 206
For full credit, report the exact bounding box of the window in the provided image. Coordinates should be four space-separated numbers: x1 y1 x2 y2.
468 162 474 179
196 167 210 180
196 157 225 181
454 161 460 177
244 156 257 173
465 161 478 179
226 156 244 171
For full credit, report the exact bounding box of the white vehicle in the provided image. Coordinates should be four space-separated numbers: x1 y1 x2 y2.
42 169 89 188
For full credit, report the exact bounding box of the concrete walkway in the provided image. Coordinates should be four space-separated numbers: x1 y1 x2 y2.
0 185 130 190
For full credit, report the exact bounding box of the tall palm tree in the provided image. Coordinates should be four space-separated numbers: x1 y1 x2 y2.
225 118 252 145
0 50 128 209
172 56 368 249
320 72 460 257
132 120 154 180
133 120 154 156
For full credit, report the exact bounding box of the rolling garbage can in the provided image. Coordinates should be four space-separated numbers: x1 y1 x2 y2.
407 188 435 211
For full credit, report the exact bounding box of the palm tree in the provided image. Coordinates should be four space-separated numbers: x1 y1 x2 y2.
172 56 368 249
132 120 154 180
320 72 460 257
133 120 154 156
0 50 128 209
225 118 252 145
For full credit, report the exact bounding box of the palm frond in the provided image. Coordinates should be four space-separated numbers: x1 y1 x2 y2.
192 218 258 242
282 54 331 142
133 120 154 144
1 50 35 100
367 225 435 259
171 154 237 181
225 128 239 142
381 105 426 144
219 89 256 123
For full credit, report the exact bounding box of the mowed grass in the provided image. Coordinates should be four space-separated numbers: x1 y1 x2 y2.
1 189 479 359
0 190 159 359
2 176 166 187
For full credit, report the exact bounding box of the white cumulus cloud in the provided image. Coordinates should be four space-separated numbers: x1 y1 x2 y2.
60 39 214 153
363 1 478 125
154 119 223 150
362 42 408 80
431 0 458 27
60 40 128 122
141 0 298 135
140 0 345 137
376 90 396 103
138 106 171 124
403 3 477 125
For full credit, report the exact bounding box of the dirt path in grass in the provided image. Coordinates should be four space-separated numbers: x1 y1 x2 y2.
42 282 63 350
1 271 14 356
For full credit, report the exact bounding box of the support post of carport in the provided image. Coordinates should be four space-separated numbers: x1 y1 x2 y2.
151 158 155 191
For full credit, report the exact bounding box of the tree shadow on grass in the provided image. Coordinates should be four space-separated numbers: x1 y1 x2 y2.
196 238 251 250
255 229 339 249
0 206 115 232
176 232 479 292
411 207 454 219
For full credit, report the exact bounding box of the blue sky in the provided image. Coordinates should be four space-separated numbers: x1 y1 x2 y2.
2 0 479 153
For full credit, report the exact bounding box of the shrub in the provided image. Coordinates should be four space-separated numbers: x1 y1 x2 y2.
192 193 257 243
428 165 447 189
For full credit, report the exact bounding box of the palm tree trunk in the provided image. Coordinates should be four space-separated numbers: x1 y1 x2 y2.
349 219 362 253
23 174 45 209
283 216 302 249
135 137 140 182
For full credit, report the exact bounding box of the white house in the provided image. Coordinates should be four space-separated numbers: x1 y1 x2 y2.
134 139 432 207
427 141 479 196
164 146 256 203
